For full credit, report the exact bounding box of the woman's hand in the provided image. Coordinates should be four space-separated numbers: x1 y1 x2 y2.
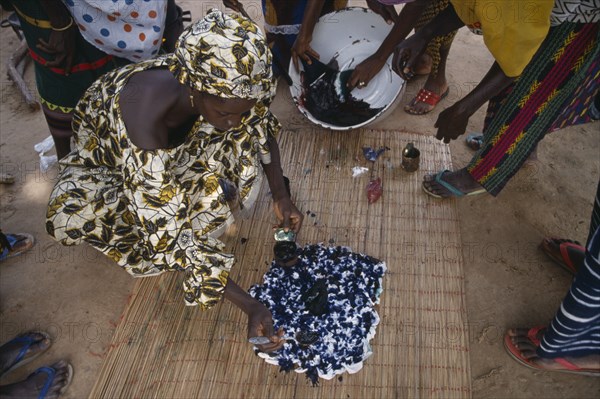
434 102 471 143
36 27 77 74
247 301 285 353
366 0 399 24
273 196 303 233
291 32 320 72
348 54 387 89
392 33 429 80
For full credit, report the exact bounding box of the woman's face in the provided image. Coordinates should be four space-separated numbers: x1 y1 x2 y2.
197 92 257 131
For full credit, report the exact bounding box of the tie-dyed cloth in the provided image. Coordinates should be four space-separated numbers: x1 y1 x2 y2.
249 244 386 384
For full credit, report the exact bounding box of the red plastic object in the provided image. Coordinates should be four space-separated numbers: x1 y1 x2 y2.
366 178 383 204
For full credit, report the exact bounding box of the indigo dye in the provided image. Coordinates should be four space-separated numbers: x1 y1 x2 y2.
300 57 383 127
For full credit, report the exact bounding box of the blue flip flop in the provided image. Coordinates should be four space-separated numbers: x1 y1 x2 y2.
29 362 74 399
1 331 51 376
466 134 484 151
0 233 35 261
422 170 486 199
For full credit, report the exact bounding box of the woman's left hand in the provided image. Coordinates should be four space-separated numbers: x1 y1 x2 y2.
348 54 387 89
273 196 303 233
434 102 471 143
247 301 285 353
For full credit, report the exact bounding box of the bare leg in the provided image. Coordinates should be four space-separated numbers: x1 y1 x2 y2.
507 328 600 371
41 105 73 160
0 332 50 376
0 361 72 399
405 43 451 115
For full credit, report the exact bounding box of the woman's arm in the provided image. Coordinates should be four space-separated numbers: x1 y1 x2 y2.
393 3 464 78
348 0 431 88
261 135 304 233
224 277 284 352
37 0 77 72
290 0 327 71
434 62 515 143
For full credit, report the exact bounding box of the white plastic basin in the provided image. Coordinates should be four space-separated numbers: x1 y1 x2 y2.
288 7 405 131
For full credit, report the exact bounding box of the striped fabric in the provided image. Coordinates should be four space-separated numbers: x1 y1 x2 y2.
467 22 600 196
539 182 600 358
589 181 600 246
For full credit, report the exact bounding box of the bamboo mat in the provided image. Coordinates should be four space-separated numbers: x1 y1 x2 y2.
90 129 472 398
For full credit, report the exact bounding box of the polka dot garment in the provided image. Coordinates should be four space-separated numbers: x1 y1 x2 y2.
62 0 167 61
249 244 386 385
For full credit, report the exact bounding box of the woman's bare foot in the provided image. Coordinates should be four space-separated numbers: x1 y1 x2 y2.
0 332 51 376
404 77 448 115
422 169 485 198
406 44 452 115
505 328 600 374
0 361 73 399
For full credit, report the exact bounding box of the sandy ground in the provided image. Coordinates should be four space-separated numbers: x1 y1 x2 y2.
0 1 599 398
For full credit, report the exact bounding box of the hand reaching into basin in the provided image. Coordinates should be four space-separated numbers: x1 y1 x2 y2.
347 54 387 90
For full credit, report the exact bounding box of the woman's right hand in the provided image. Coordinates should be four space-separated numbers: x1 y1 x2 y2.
392 33 429 80
291 32 320 72
347 54 387 89
247 301 285 353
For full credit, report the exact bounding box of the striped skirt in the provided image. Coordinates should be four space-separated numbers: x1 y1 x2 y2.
467 22 600 196
538 181 600 358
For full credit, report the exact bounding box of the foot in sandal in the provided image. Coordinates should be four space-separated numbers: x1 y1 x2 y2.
504 327 600 376
0 360 74 399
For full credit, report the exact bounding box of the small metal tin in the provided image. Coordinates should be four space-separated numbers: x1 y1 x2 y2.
248 336 272 345
401 142 420 172
274 228 296 242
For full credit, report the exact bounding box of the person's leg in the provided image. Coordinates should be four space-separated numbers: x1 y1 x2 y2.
506 182 600 373
0 360 73 399
0 230 35 261
424 22 600 198
41 105 73 160
505 226 600 372
422 169 485 198
405 0 456 115
405 37 453 115
539 181 600 275
0 332 51 376
466 22 599 196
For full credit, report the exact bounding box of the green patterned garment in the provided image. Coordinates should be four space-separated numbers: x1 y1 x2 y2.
46 10 279 309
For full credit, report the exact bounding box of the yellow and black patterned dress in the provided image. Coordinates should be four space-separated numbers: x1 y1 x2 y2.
46 55 279 309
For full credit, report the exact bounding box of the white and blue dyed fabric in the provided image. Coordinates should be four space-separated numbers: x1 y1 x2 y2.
249 244 386 384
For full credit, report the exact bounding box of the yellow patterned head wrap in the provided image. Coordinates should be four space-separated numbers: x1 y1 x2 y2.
168 9 274 101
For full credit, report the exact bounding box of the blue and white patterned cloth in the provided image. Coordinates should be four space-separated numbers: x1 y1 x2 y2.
249 244 386 384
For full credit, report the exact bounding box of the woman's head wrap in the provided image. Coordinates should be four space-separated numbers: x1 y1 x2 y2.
168 9 274 101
